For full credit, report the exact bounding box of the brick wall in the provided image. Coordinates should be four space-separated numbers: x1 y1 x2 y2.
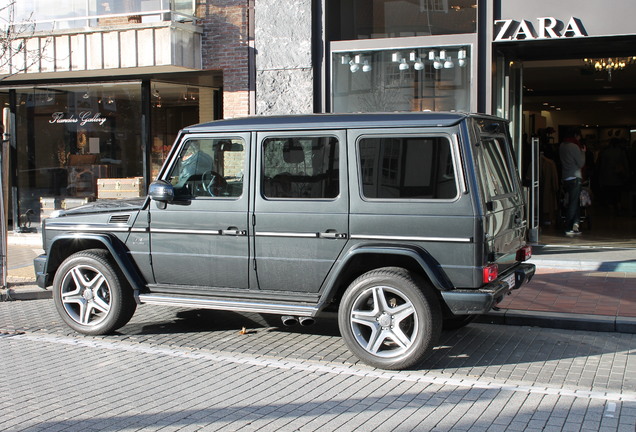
198 0 251 119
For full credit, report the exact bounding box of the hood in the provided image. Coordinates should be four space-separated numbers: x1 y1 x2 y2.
56 197 147 217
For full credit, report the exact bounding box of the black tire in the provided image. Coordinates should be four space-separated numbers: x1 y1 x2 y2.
338 267 442 370
52 249 136 335
442 314 476 330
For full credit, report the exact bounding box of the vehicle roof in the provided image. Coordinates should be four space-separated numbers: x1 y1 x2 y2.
183 112 506 133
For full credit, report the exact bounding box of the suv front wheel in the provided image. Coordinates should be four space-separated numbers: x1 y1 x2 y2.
338 267 441 370
52 249 136 335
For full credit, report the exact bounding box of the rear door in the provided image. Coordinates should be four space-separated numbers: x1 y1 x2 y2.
253 131 348 293
472 119 526 273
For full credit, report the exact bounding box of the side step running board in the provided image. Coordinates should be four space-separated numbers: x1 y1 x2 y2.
137 294 318 317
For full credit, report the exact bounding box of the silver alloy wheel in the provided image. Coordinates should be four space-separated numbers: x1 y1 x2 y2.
349 285 418 358
59 264 112 327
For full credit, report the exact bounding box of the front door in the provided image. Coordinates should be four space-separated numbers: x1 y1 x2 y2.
253 131 349 293
149 133 251 289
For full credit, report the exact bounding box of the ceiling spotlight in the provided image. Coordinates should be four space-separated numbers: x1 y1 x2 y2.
399 58 410 71
349 60 360 73
433 60 442 70
362 59 372 72
444 57 454 68
341 54 351 65
414 58 424 71
458 48 467 67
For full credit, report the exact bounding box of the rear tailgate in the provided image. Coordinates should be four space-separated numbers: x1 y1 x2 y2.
473 120 528 276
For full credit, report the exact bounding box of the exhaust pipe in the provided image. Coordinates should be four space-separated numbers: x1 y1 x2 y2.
299 317 315 326
281 315 298 326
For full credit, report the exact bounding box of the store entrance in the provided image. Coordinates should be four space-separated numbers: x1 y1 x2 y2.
518 54 636 247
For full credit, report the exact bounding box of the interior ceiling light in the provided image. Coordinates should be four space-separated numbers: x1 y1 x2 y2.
362 59 372 72
399 58 410 71
341 54 351 65
349 60 360 73
583 56 636 81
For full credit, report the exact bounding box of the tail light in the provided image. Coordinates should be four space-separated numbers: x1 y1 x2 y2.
482 264 498 283
516 245 532 262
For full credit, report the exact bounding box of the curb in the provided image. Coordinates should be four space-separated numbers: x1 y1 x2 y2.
478 309 636 334
529 258 636 273
1 286 51 301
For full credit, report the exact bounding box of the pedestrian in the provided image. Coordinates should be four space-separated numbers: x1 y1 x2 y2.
559 127 586 236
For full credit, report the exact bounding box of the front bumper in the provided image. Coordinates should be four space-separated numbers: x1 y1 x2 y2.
34 254 48 289
441 263 535 315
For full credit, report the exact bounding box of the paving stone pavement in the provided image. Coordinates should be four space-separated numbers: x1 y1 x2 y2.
1 299 636 431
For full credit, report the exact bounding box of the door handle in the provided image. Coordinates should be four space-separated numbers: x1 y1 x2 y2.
318 230 347 239
221 227 246 236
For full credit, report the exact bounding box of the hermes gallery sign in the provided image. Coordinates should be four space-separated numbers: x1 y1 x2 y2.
50 111 108 127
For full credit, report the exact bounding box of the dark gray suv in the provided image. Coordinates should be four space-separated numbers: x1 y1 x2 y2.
35 112 535 370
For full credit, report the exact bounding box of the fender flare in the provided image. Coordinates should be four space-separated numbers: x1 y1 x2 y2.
45 233 145 294
320 243 454 303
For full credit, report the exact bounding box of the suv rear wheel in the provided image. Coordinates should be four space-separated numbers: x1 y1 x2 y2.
52 249 136 335
338 267 441 370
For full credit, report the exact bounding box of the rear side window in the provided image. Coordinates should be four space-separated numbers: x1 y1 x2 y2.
262 136 339 199
358 136 457 199
477 137 514 199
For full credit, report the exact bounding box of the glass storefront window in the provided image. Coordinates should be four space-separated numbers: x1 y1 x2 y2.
2 0 189 31
327 0 477 41
332 46 471 113
15 83 143 223
150 82 215 179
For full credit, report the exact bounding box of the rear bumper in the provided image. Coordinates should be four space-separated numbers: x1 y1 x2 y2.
441 263 535 315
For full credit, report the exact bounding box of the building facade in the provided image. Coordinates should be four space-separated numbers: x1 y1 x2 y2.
3 0 636 243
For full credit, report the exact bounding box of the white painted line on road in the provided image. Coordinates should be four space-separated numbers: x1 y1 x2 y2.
6 332 636 403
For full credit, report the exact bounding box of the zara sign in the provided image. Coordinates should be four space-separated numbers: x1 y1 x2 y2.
494 17 586 41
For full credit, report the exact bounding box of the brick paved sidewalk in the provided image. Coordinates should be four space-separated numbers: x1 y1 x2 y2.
499 268 636 318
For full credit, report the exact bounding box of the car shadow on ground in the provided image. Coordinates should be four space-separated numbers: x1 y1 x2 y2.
117 307 636 372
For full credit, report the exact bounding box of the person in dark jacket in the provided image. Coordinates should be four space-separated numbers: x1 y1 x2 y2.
559 128 586 236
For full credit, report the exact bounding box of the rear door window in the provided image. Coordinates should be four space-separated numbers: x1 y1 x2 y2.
261 136 339 199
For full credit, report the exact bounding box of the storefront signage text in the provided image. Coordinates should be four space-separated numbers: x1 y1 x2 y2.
49 111 108 127
494 17 586 41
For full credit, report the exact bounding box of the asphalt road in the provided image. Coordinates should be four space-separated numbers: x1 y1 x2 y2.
1 298 635 431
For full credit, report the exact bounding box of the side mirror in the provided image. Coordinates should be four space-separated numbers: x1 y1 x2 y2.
149 180 174 205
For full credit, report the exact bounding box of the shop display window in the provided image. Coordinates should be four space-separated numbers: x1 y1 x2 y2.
332 46 471 113
150 83 214 179
15 83 143 224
